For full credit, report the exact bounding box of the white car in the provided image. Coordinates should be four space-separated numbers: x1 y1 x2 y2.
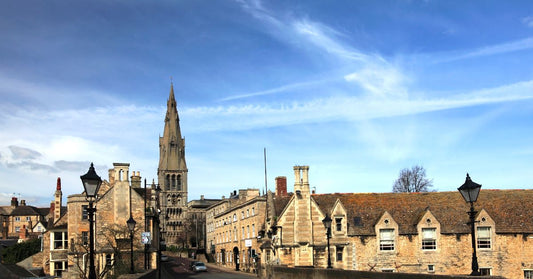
192 261 207 272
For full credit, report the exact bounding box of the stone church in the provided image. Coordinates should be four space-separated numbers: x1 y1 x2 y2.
158 83 189 246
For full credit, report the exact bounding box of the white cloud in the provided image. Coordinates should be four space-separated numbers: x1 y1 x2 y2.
344 64 408 99
236 0 408 104
184 79 533 132
292 19 370 62
8 146 42 160
522 16 533 28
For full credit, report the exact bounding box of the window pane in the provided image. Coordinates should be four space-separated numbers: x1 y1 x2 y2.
477 227 490 238
477 227 491 249
380 229 394 240
422 228 436 239
380 229 395 250
336 247 343 261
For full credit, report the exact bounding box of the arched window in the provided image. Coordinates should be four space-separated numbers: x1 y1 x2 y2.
171 175 176 189
165 175 170 190
177 175 182 191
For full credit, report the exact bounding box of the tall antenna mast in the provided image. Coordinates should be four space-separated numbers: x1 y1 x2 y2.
264 147 269 223
264 147 268 195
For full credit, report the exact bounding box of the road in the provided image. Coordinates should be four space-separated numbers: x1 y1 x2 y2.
160 256 257 279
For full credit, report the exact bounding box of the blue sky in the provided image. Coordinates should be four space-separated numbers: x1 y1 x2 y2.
1 0 532 206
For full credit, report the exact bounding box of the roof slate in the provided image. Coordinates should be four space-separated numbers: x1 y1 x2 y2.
10 206 41 216
312 189 533 236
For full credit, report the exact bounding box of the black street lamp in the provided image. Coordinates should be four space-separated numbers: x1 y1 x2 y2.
155 184 162 279
322 214 332 269
458 173 482 276
80 163 102 279
127 216 137 273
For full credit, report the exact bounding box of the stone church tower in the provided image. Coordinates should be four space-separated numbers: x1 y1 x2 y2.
158 83 188 246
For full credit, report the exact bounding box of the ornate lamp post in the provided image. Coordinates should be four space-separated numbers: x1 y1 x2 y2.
458 173 482 276
127 216 137 273
322 214 332 269
80 163 102 279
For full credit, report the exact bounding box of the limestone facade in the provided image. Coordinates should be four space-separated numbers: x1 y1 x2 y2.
260 166 533 279
61 163 156 279
207 189 266 272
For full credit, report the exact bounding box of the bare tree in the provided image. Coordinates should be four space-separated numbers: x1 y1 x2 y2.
70 223 140 279
392 165 433 193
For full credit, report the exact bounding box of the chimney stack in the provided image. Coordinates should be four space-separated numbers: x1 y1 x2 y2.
131 171 142 188
11 197 18 207
18 225 29 242
55 178 62 221
275 176 287 197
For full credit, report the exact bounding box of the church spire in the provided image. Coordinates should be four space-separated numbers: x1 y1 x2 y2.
157 82 189 246
159 83 186 171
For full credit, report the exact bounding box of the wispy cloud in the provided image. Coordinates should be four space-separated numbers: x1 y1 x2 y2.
219 78 335 101
435 37 533 63
522 16 533 28
344 64 408 99
54 160 91 172
291 19 371 62
5 161 58 173
0 73 121 110
9 146 42 160
235 0 407 102
185 80 533 132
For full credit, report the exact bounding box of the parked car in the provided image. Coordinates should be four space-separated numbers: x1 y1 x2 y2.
161 254 169 262
191 261 207 272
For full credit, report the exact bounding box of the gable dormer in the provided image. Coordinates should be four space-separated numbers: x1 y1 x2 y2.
331 199 348 236
417 210 441 251
475 209 495 251
375 211 398 252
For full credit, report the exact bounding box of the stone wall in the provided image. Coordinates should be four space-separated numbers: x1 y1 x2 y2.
261 265 506 279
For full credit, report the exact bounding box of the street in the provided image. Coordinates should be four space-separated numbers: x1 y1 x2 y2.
160 256 257 279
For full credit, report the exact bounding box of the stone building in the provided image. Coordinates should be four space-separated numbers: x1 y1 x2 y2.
158 83 189 246
1 197 51 238
206 189 267 272
187 195 221 252
39 178 68 276
61 163 154 278
261 165 533 278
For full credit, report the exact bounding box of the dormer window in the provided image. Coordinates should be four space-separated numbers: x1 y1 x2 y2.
379 228 395 251
335 218 342 232
477 227 492 249
421 228 437 250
